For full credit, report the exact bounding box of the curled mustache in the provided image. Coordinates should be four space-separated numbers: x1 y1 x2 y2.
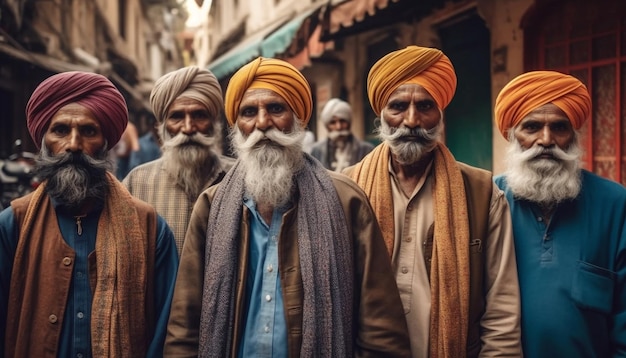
236 127 305 152
161 131 218 151
512 143 580 163
380 125 440 144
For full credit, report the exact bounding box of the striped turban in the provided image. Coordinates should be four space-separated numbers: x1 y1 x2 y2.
224 57 312 126
26 71 128 149
494 70 591 139
150 66 223 123
320 98 352 125
367 45 457 116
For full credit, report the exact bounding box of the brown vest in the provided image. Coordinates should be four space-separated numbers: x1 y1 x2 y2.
6 193 157 358
422 163 492 357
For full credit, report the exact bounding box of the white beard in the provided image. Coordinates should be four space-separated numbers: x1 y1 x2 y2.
505 138 582 205
231 123 305 207
377 112 443 165
160 126 221 200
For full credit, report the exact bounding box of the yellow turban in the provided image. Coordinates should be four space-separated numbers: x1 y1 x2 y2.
494 70 591 139
224 57 312 126
367 45 457 116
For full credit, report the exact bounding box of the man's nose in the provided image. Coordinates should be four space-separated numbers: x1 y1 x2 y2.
537 126 555 147
181 115 196 135
66 129 82 152
256 109 271 131
403 105 421 129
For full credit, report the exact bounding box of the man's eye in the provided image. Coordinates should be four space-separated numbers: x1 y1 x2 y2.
168 112 184 120
268 104 285 113
81 127 97 136
416 101 435 111
52 126 70 135
388 102 408 111
241 107 257 117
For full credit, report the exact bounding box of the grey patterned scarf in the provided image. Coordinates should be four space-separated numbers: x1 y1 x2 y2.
198 154 353 357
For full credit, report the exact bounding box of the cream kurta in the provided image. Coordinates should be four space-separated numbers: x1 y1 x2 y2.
389 161 521 357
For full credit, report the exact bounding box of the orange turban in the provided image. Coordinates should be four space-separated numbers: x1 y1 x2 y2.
26 71 128 149
224 57 312 126
367 45 457 116
494 70 591 139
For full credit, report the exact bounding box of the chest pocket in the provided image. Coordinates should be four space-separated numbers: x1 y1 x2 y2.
571 261 615 314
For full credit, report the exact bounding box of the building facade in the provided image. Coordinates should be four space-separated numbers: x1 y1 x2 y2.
0 0 185 155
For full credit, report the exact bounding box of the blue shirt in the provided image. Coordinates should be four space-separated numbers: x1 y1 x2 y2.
0 203 179 358
495 170 626 357
128 132 161 171
238 197 288 357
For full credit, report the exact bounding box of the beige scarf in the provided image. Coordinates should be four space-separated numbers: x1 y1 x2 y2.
12 172 148 357
349 142 470 357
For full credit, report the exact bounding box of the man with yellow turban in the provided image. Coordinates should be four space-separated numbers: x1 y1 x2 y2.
165 57 410 357
494 70 626 357
344 45 521 357
123 66 234 254
0 71 179 357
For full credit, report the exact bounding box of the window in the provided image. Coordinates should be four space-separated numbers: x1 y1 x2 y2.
523 0 626 184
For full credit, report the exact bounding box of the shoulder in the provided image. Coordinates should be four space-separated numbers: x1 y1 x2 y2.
580 170 626 201
457 161 492 181
327 171 369 203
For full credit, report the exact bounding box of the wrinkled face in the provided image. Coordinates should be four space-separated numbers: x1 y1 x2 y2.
44 103 106 157
236 89 296 136
512 103 575 152
382 84 441 130
164 97 215 137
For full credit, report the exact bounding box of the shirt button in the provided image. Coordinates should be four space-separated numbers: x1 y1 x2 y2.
271 235 278 242
49 314 58 323
407 205 412 211
405 236 412 242
77 353 83 358
267 264 273 273
62 257 72 266
76 271 83 278
265 294 272 302
77 312 84 319
401 267 409 274
537 217 543 222
264 325 270 333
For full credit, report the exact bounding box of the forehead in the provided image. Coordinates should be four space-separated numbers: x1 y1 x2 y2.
520 103 569 122
168 97 208 110
240 88 287 105
388 84 434 101
50 103 98 125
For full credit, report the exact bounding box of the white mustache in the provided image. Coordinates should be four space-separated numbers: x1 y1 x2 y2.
237 128 304 152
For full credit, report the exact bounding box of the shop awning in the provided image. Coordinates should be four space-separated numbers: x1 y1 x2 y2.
320 0 457 41
261 4 324 58
0 42 95 73
208 4 326 79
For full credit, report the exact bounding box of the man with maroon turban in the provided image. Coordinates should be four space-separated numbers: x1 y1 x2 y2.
164 57 410 357
344 45 521 357
0 71 179 357
494 70 626 357
123 66 234 255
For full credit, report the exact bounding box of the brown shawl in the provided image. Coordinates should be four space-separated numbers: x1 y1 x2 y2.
348 142 470 358
8 172 149 357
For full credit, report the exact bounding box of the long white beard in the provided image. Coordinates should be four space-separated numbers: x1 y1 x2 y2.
160 128 220 200
231 123 305 207
377 113 443 165
505 138 582 205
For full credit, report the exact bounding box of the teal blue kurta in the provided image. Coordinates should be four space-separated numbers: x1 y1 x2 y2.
495 170 626 357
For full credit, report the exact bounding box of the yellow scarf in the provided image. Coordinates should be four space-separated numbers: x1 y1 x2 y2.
349 142 470 357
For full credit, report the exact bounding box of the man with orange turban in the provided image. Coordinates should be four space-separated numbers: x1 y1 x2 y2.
0 71 179 357
123 66 234 255
344 45 521 357
494 70 626 357
165 57 410 357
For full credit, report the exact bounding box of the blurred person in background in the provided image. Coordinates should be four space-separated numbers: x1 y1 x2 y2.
310 98 374 172
0 71 178 357
123 66 234 255
494 70 626 357
345 45 521 357
164 57 410 357
128 114 162 170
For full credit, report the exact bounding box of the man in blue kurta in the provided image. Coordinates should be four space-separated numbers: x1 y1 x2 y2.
0 71 179 357
493 70 626 357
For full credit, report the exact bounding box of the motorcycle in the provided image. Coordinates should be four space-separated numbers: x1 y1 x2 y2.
0 140 40 210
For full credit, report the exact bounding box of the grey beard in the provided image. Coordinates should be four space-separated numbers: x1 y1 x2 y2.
230 122 305 207
160 131 221 201
377 112 443 165
35 145 112 211
505 137 582 205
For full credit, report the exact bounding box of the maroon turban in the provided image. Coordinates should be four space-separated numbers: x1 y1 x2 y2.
26 71 129 149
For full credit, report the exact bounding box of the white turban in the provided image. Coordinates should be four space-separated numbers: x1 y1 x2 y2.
320 98 352 125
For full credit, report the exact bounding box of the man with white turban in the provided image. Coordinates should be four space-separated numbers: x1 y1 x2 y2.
494 70 626 357
165 57 410 357
344 45 521 357
0 71 179 357
123 66 234 254
310 98 374 172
